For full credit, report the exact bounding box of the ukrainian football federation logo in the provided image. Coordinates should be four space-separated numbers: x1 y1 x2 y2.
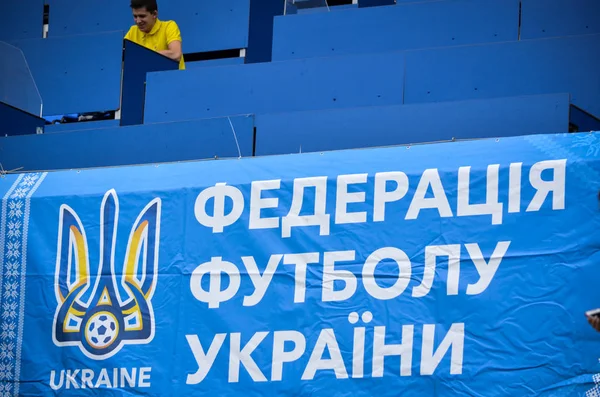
52 189 161 360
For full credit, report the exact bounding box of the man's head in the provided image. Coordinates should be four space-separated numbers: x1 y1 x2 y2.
130 0 158 33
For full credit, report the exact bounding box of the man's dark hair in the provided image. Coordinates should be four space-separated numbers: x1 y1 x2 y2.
130 0 158 13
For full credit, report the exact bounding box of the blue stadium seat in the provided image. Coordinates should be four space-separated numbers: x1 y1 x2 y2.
160 0 250 53
0 101 45 137
11 31 124 116
45 0 132 37
404 34 600 116
521 0 600 39
0 116 254 171
0 41 43 116
144 51 405 123
272 0 519 61
254 93 570 155
0 0 44 41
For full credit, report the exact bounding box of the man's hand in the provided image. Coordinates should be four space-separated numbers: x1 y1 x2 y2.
588 314 600 332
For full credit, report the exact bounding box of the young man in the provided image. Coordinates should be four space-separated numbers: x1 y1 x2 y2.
125 0 185 70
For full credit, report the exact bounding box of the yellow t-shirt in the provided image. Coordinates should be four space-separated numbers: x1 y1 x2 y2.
125 19 185 70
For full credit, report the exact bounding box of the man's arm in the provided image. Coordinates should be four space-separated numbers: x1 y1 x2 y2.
159 40 182 62
160 21 183 62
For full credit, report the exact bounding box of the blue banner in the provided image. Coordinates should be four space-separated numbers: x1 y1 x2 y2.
2 132 600 396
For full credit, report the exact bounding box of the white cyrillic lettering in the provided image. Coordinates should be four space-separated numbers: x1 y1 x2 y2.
95 369 110 388
363 247 411 300
81 369 93 388
121 368 136 388
322 251 357 302
195 183 244 233
283 253 320 303
229 332 269 383
421 323 465 375
457 165 502 225
352 326 366 378
335 173 368 224
272 331 306 381
250 179 281 230
465 241 510 295
50 370 64 390
282 177 330 238
372 325 414 377
373 171 409 222
113 368 118 388
190 257 241 309
406 169 452 220
242 255 283 306
186 334 227 385
413 245 461 297
527 159 566 212
139 367 151 387
302 329 348 380
508 162 522 213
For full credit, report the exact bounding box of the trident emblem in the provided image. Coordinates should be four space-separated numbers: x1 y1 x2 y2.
52 189 161 360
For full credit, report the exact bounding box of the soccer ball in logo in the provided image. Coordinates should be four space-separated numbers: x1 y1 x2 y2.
85 312 119 349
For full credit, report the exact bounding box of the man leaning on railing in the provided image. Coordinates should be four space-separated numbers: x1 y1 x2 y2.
125 0 185 70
